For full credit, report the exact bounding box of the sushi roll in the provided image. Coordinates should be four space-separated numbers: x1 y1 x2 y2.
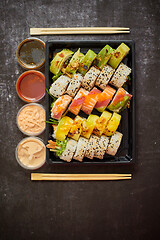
93 135 109 159
49 75 71 98
106 131 123 156
93 111 112 137
81 115 99 139
85 135 97 159
81 87 101 115
82 66 101 91
56 116 73 141
73 137 88 162
95 65 115 90
108 43 130 69
78 50 97 75
109 63 131 88
60 139 77 162
95 85 116 112
51 95 72 120
103 112 121 137
65 73 83 97
68 116 83 141
99 135 110 158
107 87 132 113
68 88 89 115
94 45 114 70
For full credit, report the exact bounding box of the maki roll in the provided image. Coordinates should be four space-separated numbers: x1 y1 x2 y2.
68 88 89 115
82 66 100 91
94 45 114 70
68 115 83 141
65 73 83 97
99 135 110 158
49 75 71 98
60 139 77 162
93 111 112 137
103 112 121 136
107 87 132 112
109 63 131 88
108 43 130 69
56 116 73 141
85 135 97 159
73 137 88 162
51 95 72 120
78 50 97 75
95 65 115 90
50 49 73 75
106 131 123 156
65 49 84 77
81 115 99 139
81 87 101 115
95 85 116 112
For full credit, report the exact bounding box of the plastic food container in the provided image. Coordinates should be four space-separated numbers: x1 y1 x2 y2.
16 70 45 103
16 37 45 70
15 137 46 170
17 103 46 136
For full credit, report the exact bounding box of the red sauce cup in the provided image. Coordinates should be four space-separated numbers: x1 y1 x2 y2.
16 70 45 102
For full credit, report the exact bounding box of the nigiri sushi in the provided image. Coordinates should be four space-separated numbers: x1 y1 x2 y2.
109 63 131 88
68 88 89 115
95 65 115 90
49 75 71 98
51 95 72 120
106 131 123 156
73 137 88 161
95 85 116 112
60 139 77 162
107 87 132 112
81 87 101 115
82 66 100 91
65 73 83 97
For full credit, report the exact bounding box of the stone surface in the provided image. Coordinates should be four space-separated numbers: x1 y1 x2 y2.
0 0 160 239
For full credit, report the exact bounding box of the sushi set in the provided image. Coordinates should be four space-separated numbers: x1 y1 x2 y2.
45 40 136 164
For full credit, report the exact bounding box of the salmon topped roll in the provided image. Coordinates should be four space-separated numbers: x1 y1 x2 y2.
95 85 116 112
68 88 89 115
81 87 101 115
95 65 115 90
107 87 132 113
82 66 100 91
51 95 72 120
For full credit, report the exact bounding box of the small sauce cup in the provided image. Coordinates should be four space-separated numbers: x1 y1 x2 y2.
16 70 45 103
16 37 45 70
15 137 46 170
17 103 46 136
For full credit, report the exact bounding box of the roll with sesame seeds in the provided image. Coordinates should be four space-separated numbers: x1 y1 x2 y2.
60 139 77 162
49 75 71 98
73 137 88 162
82 66 101 91
106 131 123 156
65 73 83 97
95 65 115 90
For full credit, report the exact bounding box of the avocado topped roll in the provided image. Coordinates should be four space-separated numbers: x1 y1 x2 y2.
107 87 132 113
50 49 73 75
65 73 83 97
108 43 130 69
109 63 131 88
78 50 97 75
60 139 77 162
82 66 101 91
73 137 88 162
49 75 71 98
95 65 115 90
94 45 114 70
106 131 123 156
65 49 84 77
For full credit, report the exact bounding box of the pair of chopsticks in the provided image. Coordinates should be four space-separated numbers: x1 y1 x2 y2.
30 27 130 35
31 173 132 181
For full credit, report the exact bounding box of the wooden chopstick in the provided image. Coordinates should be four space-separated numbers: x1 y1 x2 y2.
30 27 130 35
31 173 132 181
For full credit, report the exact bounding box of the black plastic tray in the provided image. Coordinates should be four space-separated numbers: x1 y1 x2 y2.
45 40 136 164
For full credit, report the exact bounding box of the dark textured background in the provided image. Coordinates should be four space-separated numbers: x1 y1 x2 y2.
0 0 160 239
